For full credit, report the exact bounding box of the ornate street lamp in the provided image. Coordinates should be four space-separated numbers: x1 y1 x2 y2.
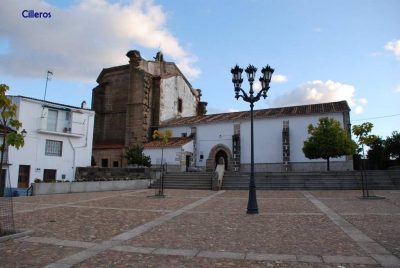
231 64 274 214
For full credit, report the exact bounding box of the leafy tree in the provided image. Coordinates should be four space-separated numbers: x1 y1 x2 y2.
352 122 379 163
0 84 25 236
303 117 357 171
384 131 400 160
152 129 172 166
152 129 172 197
367 136 388 169
0 84 25 196
124 145 151 167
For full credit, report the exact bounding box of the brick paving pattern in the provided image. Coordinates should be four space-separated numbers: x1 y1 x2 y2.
0 189 399 267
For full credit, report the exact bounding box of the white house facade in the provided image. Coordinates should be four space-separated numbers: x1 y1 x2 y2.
6 96 94 189
144 101 353 172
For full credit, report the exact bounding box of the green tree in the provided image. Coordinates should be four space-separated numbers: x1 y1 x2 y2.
124 145 151 167
384 131 400 160
367 136 388 169
152 129 172 167
0 84 25 236
303 117 357 171
0 84 25 197
352 122 379 162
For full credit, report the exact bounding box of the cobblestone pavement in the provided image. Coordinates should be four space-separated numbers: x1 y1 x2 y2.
1 189 399 267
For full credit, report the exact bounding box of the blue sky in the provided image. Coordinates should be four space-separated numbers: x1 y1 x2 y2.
1 0 399 138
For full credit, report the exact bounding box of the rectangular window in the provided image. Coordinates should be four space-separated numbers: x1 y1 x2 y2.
43 169 56 182
47 109 58 131
178 98 183 113
101 159 108 167
45 140 63 156
113 161 119 167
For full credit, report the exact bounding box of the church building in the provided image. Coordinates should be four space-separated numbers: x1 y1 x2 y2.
92 50 207 167
144 101 353 172
92 50 353 172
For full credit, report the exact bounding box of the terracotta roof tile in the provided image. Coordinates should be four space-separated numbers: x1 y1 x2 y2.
144 137 193 149
161 100 350 127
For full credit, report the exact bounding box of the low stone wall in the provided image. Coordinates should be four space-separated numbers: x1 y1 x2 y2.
75 167 150 181
32 180 150 195
240 160 354 172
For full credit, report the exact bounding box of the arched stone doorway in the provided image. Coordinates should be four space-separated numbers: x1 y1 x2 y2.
206 144 233 172
215 150 228 170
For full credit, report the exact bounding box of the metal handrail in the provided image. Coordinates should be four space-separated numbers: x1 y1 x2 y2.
26 185 33 196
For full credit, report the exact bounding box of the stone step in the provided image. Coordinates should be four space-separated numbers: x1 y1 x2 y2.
221 171 400 190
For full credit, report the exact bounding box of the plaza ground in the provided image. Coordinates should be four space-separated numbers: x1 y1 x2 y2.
1 189 400 267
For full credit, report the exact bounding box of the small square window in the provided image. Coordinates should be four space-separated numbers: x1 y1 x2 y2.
101 159 108 167
45 140 62 156
113 161 119 167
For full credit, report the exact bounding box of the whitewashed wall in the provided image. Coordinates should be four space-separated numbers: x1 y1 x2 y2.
7 97 94 188
159 112 348 170
160 76 198 122
144 141 193 166
239 113 344 164
195 122 234 167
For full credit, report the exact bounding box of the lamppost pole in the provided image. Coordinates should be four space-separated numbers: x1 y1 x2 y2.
231 64 274 214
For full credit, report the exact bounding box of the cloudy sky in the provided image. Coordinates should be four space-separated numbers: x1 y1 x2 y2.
1 0 399 137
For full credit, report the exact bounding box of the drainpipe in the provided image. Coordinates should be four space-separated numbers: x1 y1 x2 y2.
68 137 76 180
68 113 92 180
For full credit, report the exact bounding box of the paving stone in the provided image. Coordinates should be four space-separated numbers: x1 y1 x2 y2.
371 254 400 268
296 254 323 262
111 245 155 254
153 247 199 257
198 250 245 259
3 189 398 267
323 255 377 264
246 252 297 261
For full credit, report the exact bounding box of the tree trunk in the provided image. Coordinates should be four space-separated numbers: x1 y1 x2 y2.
0 134 6 197
326 157 330 171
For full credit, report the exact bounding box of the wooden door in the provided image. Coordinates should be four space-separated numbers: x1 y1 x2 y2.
18 165 30 188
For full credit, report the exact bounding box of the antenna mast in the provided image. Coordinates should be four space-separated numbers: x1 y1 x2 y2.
43 70 53 101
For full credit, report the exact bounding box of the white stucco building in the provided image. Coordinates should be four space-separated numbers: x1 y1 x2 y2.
5 96 94 189
144 100 353 172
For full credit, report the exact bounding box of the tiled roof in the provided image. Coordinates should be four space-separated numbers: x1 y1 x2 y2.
9 95 93 111
161 100 350 127
144 137 193 149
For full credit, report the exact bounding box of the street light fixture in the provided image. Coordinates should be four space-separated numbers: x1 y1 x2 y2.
231 64 274 214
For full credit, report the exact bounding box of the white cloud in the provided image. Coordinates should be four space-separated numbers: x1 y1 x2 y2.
384 40 400 59
395 85 400 93
312 27 322 32
0 0 200 81
359 98 368 105
253 80 262 92
271 80 367 114
207 107 239 114
272 74 288 83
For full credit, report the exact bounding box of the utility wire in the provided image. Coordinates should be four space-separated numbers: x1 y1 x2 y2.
351 113 400 122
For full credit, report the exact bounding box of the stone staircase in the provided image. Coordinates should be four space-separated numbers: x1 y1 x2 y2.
222 171 400 190
150 172 213 190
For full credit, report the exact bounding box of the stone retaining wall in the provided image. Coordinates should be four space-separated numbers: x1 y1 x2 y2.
32 179 150 195
75 167 150 181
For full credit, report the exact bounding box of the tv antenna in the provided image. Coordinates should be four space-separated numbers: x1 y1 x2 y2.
43 70 53 101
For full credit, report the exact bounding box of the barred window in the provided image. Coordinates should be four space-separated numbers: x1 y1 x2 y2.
45 140 63 156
